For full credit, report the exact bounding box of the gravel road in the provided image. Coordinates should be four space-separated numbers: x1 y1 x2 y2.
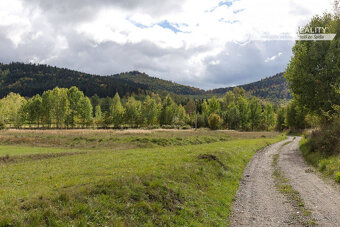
230 137 340 226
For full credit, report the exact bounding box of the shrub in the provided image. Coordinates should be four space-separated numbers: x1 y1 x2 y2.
181 125 192 130
336 172 340 183
0 120 6 130
208 114 221 130
308 120 340 155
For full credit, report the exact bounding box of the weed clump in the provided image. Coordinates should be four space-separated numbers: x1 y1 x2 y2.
0 154 10 163
336 172 340 183
198 154 228 170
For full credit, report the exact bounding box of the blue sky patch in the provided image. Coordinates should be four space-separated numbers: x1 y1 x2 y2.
218 1 233 7
157 20 182 33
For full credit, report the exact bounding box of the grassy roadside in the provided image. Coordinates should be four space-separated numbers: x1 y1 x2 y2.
300 137 340 183
0 132 285 226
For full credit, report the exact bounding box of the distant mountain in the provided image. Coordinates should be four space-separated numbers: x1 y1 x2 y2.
208 73 291 103
0 62 290 103
0 63 204 98
114 71 204 95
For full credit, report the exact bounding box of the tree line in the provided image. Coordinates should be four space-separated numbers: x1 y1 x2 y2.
284 10 340 156
0 85 307 131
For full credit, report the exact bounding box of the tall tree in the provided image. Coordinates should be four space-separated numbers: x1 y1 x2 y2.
261 103 276 131
184 99 196 115
286 100 308 130
52 87 69 128
175 104 188 126
159 95 178 126
111 93 125 127
78 97 93 127
25 94 43 127
233 87 246 100
142 96 159 125
249 97 262 130
42 90 54 127
124 96 141 127
101 97 113 113
276 107 286 131
67 86 84 128
285 13 340 122
208 96 221 115
223 91 236 109
94 105 102 127
0 92 26 127
90 94 100 115
237 97 250 130
224 103 240 129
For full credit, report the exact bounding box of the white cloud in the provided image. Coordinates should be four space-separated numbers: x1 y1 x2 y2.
0 0 335 89
265 52 283 63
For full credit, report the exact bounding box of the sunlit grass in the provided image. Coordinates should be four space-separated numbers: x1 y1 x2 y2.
0 130 285 226
300 137 340 183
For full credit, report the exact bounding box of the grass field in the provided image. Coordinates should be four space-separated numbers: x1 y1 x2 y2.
0 129 285 226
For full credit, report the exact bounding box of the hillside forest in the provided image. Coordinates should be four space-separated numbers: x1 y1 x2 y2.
0 63 290 104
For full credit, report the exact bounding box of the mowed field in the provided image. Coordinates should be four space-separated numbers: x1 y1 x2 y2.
0 129 285 226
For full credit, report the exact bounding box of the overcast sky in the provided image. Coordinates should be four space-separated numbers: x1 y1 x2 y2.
0 0 334 89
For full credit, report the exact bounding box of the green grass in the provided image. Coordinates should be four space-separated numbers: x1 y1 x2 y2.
0 130 285 226
0 146 86 157
300 137 340 184
0 129 281 149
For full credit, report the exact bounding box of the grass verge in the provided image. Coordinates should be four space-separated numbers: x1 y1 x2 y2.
300 137 340 184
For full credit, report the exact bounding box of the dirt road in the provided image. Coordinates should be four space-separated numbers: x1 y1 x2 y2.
230 137 340 226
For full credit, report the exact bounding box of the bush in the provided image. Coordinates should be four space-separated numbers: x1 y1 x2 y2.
0 121 6 130
336 172 340 183
208 114 221 130
181 125 192 130
308 120 340 155
196 114 207 128
301 120 340 184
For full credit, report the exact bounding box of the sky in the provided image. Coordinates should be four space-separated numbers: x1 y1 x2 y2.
0 0 334 90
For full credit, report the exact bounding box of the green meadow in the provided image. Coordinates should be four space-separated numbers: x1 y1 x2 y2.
0 129 284 226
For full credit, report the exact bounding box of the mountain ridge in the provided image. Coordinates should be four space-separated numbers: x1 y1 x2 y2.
208 72 291 102
0 62 290 102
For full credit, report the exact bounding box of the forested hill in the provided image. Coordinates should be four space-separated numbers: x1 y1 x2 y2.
0 63 149 98
208 73 291 103
0 63 204 98
0 62 290 102
114 71 204 95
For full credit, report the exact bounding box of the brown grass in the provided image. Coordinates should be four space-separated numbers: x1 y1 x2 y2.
0 151 88 164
